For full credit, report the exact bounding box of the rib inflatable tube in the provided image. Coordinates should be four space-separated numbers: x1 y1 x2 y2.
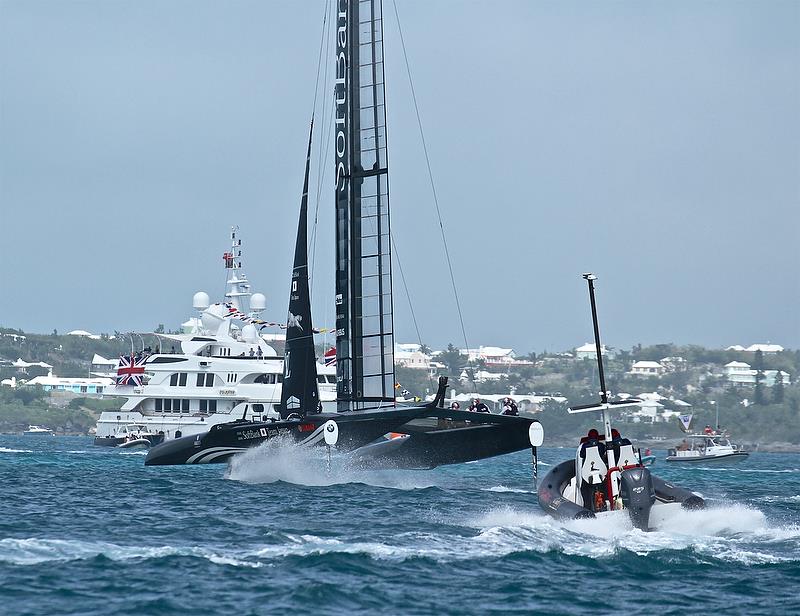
537 459 705 525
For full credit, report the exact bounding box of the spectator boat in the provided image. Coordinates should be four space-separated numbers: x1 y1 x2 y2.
23 425 54 436
666 433 748 463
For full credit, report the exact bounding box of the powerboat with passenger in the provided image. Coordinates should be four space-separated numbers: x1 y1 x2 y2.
94 424 164 448
666 433 748 463
537 274 704 530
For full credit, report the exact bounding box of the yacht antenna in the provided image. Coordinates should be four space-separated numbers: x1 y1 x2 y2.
223 226 252 313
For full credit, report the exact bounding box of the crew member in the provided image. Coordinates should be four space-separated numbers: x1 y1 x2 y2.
502 397 519 416
470 398 490 413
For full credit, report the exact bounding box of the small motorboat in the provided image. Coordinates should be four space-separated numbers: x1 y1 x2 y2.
117 436 153 449
666 433 748 463
537 274 704 531
94 424 163 448
23 425 54 436
641 454 656 467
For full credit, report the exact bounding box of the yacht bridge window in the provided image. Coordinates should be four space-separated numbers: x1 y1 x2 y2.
196 373 214 387
254 373 283 384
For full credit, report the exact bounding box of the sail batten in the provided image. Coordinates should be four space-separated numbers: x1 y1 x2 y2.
335 0 395 412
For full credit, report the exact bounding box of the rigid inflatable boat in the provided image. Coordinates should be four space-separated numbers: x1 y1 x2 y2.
537 274 705 531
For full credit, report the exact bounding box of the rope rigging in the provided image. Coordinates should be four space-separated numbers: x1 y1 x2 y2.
390 0 475 387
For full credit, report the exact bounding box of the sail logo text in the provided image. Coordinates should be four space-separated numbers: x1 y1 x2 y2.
335 0 348 191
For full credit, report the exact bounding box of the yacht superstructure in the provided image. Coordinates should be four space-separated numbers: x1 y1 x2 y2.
94 228 336 445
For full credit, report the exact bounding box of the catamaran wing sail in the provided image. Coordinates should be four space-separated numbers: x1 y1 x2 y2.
335 0 395 412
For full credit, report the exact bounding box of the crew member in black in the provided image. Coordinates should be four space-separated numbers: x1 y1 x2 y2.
469 398 490 413
502 397 519 416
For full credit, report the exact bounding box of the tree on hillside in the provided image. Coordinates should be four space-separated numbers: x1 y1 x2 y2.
438 343 466 377
773 372 785 404
419 344 432 356
754 349 766 405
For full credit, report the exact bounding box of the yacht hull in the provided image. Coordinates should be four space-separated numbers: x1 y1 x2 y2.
665 452 749 463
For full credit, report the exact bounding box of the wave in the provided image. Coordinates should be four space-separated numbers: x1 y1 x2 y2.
0 538 262 568
119 451 148 456
755 495 800 504
460 503 800 565
695 467 800 474
225 439 440 491
483 486 533 494
3 505 798 568
0 447 33 453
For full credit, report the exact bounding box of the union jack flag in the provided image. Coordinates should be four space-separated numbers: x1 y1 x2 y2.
116 354 146 386
323 347 336 366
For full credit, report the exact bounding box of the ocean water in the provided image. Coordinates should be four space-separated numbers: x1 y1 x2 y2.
1 435 799 615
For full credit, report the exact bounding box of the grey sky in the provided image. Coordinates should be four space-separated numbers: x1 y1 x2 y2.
1 1 798 353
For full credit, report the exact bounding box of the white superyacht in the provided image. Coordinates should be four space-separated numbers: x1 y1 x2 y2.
94 228 336 446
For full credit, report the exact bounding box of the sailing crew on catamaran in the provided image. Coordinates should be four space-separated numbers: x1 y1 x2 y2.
502 397 519 416
469 398 490 413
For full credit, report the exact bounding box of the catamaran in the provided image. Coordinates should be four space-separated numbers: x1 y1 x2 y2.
145 0 539 467
537 274 704 531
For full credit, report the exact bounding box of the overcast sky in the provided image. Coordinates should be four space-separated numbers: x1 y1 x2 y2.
1 0 798 353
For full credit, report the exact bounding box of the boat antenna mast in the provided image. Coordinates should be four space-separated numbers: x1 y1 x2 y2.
223 226 252 314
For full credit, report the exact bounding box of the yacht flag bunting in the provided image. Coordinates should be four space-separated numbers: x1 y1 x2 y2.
678 414 693 432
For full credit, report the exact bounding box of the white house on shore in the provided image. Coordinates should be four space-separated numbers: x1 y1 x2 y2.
25 374 114 395
726 343 784 354
395 343 433 370
90 354 119 379
724 361 790 386
460 346 534 369
575 343 614 361
630 361 666 377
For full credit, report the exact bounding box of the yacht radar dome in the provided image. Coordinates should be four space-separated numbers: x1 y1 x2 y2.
193 291 210 311
250 293 266 313
241 324 259 344
200 303 226 333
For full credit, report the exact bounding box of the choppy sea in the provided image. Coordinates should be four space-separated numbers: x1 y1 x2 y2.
1 435 799 615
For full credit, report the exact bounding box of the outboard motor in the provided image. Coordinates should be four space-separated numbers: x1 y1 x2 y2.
619 467 656 531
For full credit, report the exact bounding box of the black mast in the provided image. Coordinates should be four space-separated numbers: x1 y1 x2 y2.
280 124 319 418
334 0 395 411
582 273 608 404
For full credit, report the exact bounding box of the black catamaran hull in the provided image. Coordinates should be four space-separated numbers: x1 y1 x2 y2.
145 405 538 467
145 406 434 466
351 414 536 469
537 459 705 527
